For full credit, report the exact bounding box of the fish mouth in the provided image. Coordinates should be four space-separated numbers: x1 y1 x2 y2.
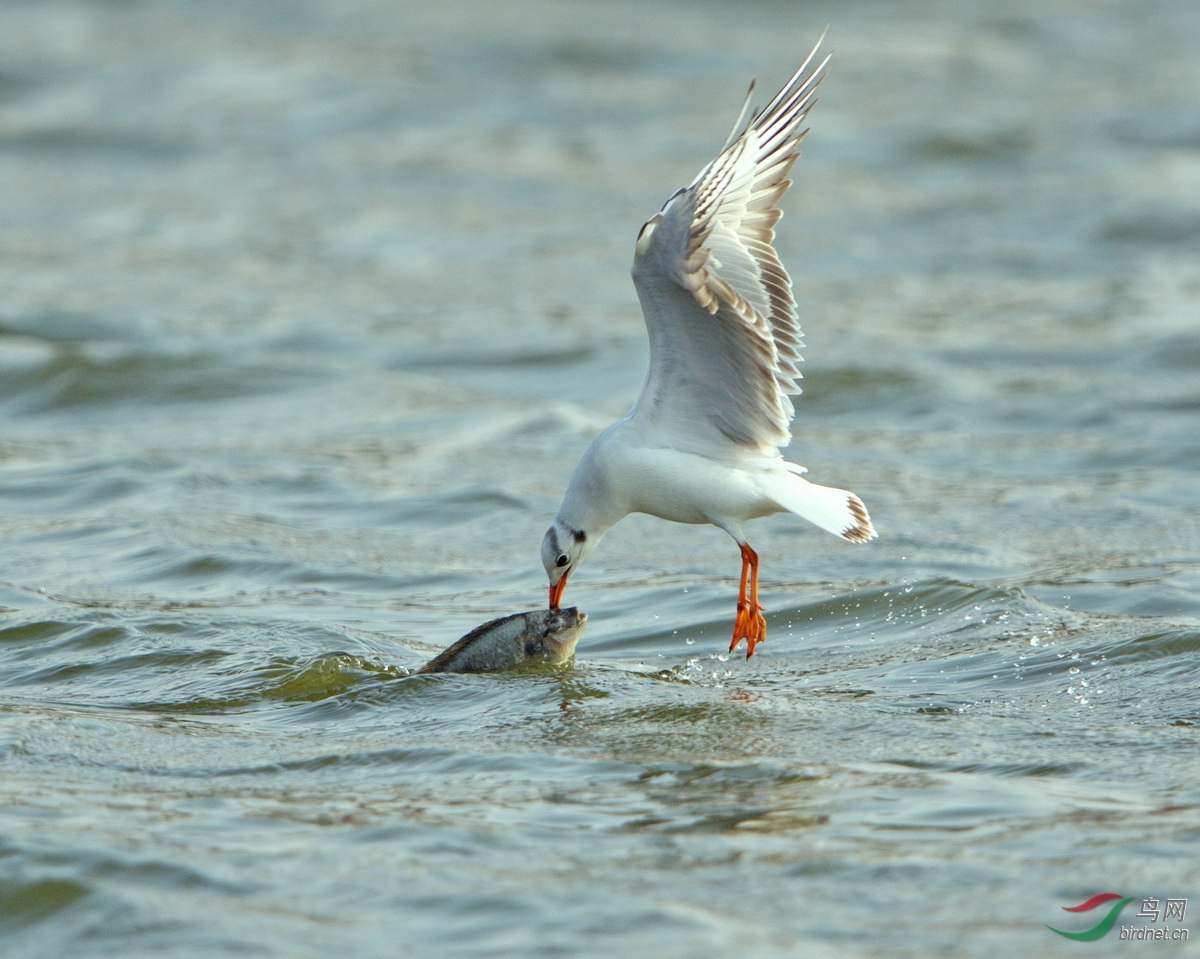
543 607 587 660
550 606 585 628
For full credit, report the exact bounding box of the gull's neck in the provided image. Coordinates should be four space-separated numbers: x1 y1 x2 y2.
555 435 629 540
555 483 619 543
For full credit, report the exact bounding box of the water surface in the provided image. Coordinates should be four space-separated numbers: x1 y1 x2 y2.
2 0 1199 956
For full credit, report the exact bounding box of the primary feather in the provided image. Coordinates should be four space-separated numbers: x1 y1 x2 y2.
629 43 831 455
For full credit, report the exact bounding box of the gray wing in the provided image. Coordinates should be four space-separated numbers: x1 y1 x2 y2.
628 42 829 455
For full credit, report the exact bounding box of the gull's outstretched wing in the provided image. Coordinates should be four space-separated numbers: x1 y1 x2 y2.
628 42 829 456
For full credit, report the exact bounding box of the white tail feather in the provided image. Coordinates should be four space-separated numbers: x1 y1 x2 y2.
768 470 876 542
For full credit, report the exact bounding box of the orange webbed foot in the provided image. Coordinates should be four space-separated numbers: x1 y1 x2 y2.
730 601 767 658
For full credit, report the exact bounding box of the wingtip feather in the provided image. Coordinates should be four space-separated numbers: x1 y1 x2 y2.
840 493 877 542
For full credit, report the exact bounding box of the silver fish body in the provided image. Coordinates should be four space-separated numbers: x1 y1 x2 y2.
416 607 587 674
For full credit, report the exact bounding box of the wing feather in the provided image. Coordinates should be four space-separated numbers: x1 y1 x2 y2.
629 40 830 454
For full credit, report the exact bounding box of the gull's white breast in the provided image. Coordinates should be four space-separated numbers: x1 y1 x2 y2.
595 420 786 526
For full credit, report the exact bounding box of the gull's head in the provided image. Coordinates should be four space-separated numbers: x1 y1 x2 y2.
541 519 593 609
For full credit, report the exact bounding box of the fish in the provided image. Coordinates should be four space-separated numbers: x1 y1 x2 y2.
415 607 587 674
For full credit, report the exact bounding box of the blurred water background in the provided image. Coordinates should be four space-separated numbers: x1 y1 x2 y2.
2 0 1199 956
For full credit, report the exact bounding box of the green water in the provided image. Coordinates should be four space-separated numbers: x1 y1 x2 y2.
2 0 1199 956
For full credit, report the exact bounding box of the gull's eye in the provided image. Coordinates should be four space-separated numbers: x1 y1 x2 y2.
555 553 569 568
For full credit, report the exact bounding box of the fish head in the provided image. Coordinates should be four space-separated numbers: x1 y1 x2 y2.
522 606 587 665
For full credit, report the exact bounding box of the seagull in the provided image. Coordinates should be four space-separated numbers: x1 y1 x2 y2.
541 39 875 658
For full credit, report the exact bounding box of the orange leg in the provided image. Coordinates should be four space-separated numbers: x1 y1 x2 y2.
729 543 767 658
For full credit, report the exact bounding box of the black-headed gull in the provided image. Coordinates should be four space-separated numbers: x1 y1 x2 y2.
541 40 875 658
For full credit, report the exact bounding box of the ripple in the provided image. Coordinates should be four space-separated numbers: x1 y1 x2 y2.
1091 627 1200 673
0 346 322 417
0 876 89 932
908 126 1034 161
1101 210 1200 246
0 126 192 159
0 459 165 514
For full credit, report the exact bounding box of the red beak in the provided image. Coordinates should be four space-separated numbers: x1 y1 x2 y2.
548 570 569 609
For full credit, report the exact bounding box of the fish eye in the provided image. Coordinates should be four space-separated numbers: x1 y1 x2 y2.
555 553 569 568
524 639 542 656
